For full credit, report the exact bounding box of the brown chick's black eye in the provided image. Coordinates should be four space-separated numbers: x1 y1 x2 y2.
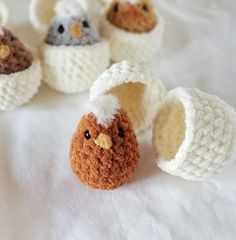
82 21 89 28
113 3 119 12
84 130 91 140
142 4 148 12
58 25 64 33
118 128 125 138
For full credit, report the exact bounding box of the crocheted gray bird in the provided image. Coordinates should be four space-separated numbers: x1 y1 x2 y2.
45 0 100 46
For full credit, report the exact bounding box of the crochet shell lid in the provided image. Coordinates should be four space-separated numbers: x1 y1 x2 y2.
90 61 167 134
90 61 236 180
152 88 236 180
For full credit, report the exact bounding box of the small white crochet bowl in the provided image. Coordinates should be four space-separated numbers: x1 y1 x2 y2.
29 0 110 94
152 88 236 180
90 61 167 134
0 58 42 111
41 40 110 94
101 15 164 63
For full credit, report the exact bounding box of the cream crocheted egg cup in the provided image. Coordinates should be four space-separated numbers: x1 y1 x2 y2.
101 14 164 63
29 0 110 94
41 40 110 94
0 58 42 111
90 61 167 134
152 88 236 180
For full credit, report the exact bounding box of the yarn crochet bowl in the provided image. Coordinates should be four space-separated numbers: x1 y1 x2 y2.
152 88 236 181
0 26 41 110
70 94 140 190
100 0 164 63
90 61 167 135
29 0 110 94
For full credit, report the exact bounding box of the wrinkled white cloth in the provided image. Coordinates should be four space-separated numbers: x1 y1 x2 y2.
1 0 236 239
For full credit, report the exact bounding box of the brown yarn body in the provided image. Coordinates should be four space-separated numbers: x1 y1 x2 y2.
0 28 33 74
107 0 157 33
70 109 140 190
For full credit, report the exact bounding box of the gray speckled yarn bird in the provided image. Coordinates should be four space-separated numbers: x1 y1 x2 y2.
45 0 100 46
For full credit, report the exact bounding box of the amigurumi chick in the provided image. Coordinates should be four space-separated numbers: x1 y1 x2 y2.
45 0 100 46
0 27 33 74
107 0 157 33
70 95 140 190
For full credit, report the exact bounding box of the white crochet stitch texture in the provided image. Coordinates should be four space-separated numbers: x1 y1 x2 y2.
101 14 164 63
0 59 42 111
153 88 236 180
41 39 110 94
90 61 167 134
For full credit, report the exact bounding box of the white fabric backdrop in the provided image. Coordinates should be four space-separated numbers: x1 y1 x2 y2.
1 0 236 239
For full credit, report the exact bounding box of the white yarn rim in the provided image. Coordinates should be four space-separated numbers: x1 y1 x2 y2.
101 13 164 63
154 88 196 173
90 61 167 134
41 39 110 94
0 58 42 111
155 87 236 177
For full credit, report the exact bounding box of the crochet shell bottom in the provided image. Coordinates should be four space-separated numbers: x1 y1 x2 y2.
41 40 110 94
101 15 164 63
0 58 42 111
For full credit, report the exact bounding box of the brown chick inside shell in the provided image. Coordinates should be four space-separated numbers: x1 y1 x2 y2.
70 109 140 190
107 0 157 33
0 28 33 75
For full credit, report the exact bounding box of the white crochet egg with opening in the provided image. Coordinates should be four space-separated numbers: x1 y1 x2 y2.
0 3 42 111
90 61 167 134
100 0 164 63
41 40 110 94
102 16 164 63
29 0 110 94
152 88 236 180
0 58 42 111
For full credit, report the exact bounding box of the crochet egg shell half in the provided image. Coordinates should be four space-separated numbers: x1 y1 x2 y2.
30 0 110 94
0 58 41 111
152 88 236 181
101 1 164 63
90 61 167 135
41 40 110 94
70 95 140 190
0 29 42 111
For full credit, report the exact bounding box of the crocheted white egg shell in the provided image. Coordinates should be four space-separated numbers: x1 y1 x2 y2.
30 0 110 94
152 88 236 180
41 39 110 94
101 0 164 63
0 58 42 111
90 61 167 134
0 28 42 111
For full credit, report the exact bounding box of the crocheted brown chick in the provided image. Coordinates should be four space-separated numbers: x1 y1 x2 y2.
70 95 140 190
0 28 33 74
107 0 157 33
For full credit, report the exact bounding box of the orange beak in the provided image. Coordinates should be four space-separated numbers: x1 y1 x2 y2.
0 44 11 60
69 23 84 39
94 133 113 150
